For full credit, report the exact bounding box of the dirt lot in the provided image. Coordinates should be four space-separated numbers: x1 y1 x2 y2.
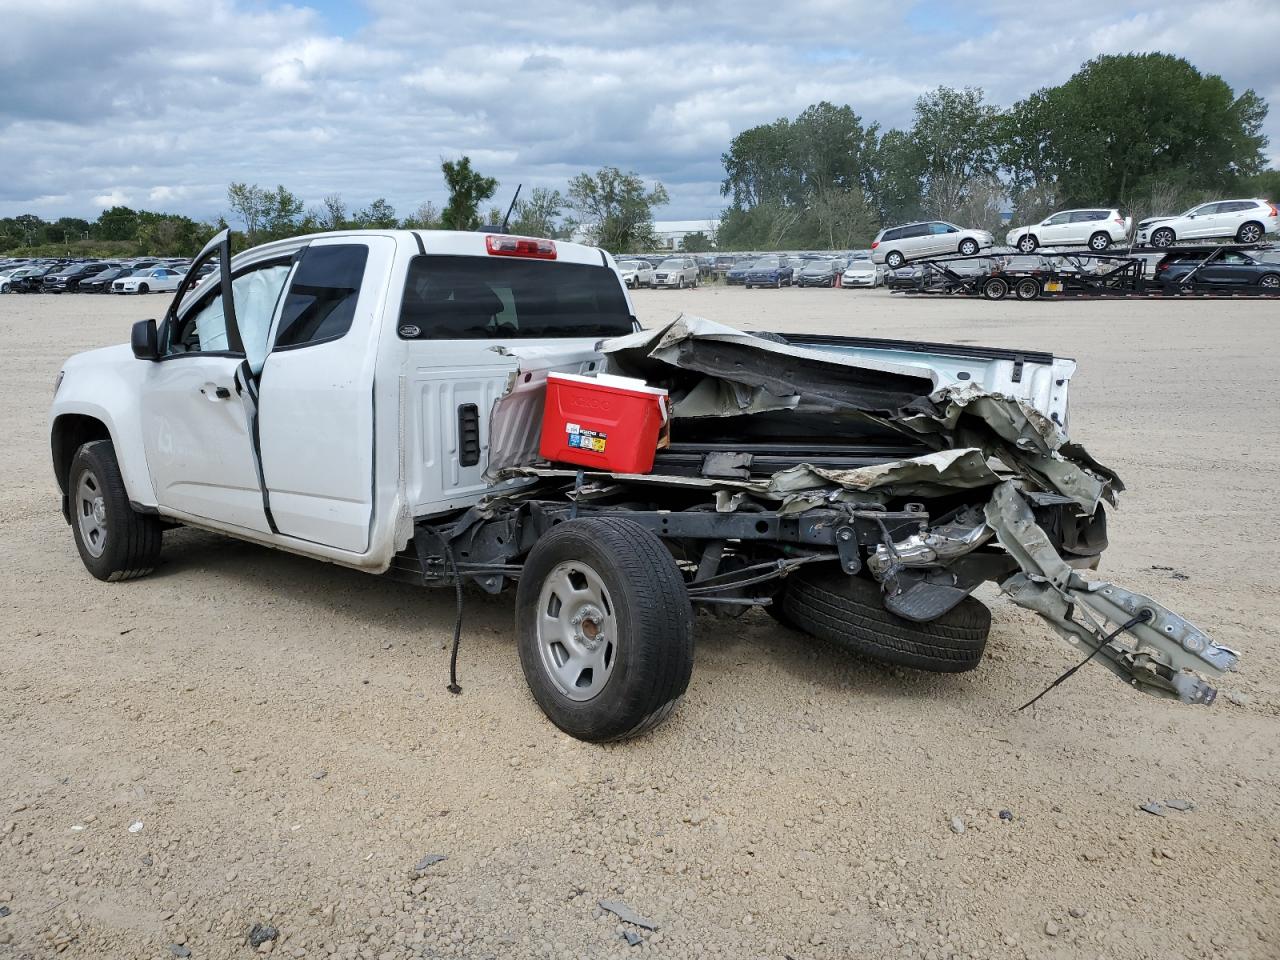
1 285 1276 960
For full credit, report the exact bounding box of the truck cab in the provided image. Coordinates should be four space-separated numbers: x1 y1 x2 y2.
51 228 634 572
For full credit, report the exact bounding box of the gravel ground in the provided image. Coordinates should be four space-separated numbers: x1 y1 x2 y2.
1 285 1276 960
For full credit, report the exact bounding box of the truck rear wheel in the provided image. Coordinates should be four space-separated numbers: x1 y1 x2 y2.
69 440 162 582
515 518 693 741
782 567 989 673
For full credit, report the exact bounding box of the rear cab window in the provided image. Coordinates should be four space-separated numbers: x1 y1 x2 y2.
397 255 633 340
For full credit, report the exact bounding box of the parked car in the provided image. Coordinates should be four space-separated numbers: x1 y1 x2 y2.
0 267 27 293
9 264 59 292
744 256 794 288
872 221 994 268
725 260 758 285
796 260 841 287
1136 199 1279 247
1006 209 1131 254
80 267 135 293
841 258 881 288
617 259 654 289
113 266 186 294
651 257 699 288
1155 249 1280 290
44 262 110 293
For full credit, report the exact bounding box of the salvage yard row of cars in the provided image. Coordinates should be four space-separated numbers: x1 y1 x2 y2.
0 256 214 294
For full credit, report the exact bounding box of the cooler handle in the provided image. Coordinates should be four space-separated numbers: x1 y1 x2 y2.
657 395 670 424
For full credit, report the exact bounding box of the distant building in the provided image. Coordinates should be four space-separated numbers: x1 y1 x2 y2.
569 218 722 251
652 220 720 250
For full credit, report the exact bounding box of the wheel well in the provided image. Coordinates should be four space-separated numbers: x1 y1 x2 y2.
52 414 111 496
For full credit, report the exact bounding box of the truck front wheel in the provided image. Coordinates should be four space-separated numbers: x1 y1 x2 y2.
68 440 162 581
515 518 693 741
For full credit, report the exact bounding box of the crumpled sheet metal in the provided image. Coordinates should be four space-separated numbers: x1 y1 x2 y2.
602 316 1120 513
499 448 1001 512
603 314 938 418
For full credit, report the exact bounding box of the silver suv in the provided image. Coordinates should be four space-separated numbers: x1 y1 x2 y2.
871 221 994 268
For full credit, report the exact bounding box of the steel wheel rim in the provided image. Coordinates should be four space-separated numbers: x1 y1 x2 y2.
76 469 108 558
536 560 619 702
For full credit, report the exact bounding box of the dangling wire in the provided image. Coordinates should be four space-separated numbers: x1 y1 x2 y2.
1017 608 1152 712
422 524 466 696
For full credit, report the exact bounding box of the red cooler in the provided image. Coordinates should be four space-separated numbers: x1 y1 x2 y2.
540 372 669 473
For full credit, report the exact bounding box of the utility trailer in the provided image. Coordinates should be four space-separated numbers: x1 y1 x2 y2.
893 243 1280 300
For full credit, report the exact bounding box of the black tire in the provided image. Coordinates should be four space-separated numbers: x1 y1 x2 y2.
138 283 149 294
1237 221 1264 244
68 440 162 582
1150 227 1175 247
1014 277 1040 300
1258 273 1280 289
774 277 782 289
982 277 1009 300
959 238 979 256
1088 232 1110 252
1017 235 1038 254
885 251 905 269
782 568 989 673
515 518 693 742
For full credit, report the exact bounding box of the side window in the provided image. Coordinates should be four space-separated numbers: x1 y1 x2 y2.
1044 213 1069 225
274 244 369 350
903 224 929 238
930 223 950 235
168 261 291 363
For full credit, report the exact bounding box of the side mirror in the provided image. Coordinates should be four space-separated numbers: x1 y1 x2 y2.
131 319 159 361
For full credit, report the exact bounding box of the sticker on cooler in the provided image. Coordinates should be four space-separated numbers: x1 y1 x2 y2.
540 372 669 473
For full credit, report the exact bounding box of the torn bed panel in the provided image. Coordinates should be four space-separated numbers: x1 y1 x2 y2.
481 317 1233 705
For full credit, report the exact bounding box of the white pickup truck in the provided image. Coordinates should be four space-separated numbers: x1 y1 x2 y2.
50 228 1238 742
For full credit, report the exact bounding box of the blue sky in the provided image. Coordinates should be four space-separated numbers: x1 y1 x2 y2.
2 0 1277 224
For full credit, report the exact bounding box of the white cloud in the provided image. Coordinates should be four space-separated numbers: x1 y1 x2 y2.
2 0 1278 222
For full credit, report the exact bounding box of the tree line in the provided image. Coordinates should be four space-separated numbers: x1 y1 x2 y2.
0 159 671 257
718 53 1277 250
3 51 1276 257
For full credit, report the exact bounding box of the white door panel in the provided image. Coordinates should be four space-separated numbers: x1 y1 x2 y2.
258 236 396 554
140 356 271 533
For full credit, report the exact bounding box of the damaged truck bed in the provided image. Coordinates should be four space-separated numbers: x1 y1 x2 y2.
460 316 1237 718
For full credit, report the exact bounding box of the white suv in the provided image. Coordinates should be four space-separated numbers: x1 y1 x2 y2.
1006 209 1131 253
871 221 993 268
1136 199 1279 247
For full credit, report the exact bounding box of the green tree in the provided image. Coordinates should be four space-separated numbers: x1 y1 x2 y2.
509 187 564 237
1007 53 1268 206
908 87 1003 221
95 206 140 241
566 167 669 253
351 198 398 228
262 185 304 238
227 182 269 238
400 201 441 229
440 157 498 230
680 231 713 252
320 194 347 231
